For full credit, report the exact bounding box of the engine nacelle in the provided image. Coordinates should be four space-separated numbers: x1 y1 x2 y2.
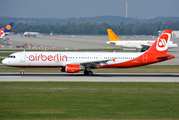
61 64 84 73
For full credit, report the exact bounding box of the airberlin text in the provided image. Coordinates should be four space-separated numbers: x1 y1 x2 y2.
29 54 67 61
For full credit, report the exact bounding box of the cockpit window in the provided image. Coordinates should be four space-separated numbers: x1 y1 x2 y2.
8 56 15 58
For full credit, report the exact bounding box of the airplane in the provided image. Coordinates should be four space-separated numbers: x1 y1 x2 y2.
106 29 178 49
2 30 174 76
24 32 39 37
0 22 14 39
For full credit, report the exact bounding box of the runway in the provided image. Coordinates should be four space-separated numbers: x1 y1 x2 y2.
0 73 179 82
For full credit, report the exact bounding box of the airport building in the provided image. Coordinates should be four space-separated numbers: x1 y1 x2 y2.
172 31 179 38
158 31 179 38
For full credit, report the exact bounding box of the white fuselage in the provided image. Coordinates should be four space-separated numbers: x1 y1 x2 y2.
2 51 143 68
106 40 178 49
24 32 39 37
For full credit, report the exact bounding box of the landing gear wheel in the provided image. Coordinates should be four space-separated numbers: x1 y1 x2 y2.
84 70 93 76
84 70 88 75
20 71 24 75
20 67 24 75
88 71 93 76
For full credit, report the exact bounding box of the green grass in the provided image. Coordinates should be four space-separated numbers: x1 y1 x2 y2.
0 58 3 63
0 53 11 57
0 82 179 120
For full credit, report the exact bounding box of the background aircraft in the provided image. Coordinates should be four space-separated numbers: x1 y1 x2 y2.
0 22 14 39
24 32 39 37
2 30 174 75
106 29 178 49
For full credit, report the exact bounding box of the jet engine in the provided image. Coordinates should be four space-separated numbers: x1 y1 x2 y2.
61 64 85 73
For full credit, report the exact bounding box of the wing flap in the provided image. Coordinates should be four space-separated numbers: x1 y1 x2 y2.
70 59 115 67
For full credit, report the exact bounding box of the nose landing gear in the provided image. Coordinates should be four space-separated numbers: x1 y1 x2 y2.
20 68 24 75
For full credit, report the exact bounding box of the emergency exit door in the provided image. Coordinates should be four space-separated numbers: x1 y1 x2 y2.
143 54 147 63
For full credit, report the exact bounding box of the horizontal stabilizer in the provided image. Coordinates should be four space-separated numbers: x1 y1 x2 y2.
156 56 174 59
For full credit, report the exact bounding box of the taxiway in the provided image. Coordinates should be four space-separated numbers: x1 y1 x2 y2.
0 73 179 82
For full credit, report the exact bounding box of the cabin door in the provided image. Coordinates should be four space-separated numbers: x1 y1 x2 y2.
143 54 147 63
20 53 25 62
98 55 102 60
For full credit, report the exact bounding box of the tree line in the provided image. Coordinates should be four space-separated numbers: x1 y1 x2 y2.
1 21 179 35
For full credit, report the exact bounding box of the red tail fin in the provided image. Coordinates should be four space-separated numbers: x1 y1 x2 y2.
146 30 172 54
0 28 4 38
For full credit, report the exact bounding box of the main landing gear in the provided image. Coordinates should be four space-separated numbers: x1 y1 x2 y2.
84 68 93 76
20 67 24 75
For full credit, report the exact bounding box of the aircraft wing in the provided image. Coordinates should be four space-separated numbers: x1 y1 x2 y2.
71 59 115 67
141 44 151 47
106 41 117 44
140 45 151 52
141 45 150 48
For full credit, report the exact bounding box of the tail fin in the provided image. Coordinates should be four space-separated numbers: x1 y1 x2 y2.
4 22 14 33
107 29 121 41
146 30 172 54
0 28 4 38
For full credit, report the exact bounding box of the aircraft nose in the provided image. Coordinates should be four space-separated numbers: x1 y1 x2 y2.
2 58 9 65
106 41 110 44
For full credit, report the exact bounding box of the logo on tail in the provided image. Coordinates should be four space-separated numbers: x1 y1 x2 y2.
156 33 170 51
110 30 118 40
4 22 14 32
6 25 11 30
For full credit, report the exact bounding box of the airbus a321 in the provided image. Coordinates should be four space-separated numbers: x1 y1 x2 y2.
106 29 178 49
2 30 174 75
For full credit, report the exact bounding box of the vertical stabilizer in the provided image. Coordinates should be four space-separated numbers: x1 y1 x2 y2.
107 29 121 41
4 22 14 33
146 30 172 54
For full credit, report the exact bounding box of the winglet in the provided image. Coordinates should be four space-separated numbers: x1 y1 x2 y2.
107 29 121 41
